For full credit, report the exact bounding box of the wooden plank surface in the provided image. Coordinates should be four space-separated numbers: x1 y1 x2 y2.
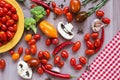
0 0 120 80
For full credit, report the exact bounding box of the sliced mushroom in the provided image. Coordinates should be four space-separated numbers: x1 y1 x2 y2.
92 19 107 32
17 61 32 79
57 22 74 40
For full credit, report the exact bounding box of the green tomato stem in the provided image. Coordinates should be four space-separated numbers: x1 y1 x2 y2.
82 0 90 6
30 25 37 33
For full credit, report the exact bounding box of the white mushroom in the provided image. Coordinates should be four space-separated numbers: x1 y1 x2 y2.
57 22 74 40
92 19 107 32
17 61 32 79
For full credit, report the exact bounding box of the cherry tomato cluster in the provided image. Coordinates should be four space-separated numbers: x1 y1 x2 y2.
70 56 87 70
0 59 6 70
84 32 100 55
96 10 110 24
0 0 18 46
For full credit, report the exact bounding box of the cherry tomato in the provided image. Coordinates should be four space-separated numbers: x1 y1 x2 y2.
8 26 16 32
11 6 16 13
18 47 23 55
25 48 30 55
94 38 101 47
25 34 32 42
38 51 43 59
7 11 12 16
30 44 37 55
5 3 12 10
91 32 99 39
28 39 36 45
102 17 111 24
41 59 48 65
5 15 10 20
46 9 50 17
96 10 104 18
0 59 6 70
1 16 7 23
61 50 69 58
51 38 59 45
43 51 51 60
1 24 7 31
66 12 73 22
0 1 6 7
74 64 82 70
45 64 52 70
54 56 61 65
58 61 64 68
23 55 32 62
6 19 14 26
86 41 94 49
51 2 56 8
0 9 4 16
63 7 69 14
30 4 37 9
84 33 90 41
37 67 44 74
12 14 18 21
6 30 14 40
72 41 81 52
45 38 52 46
79 56 87 64
0 42 3 47
0 31 7 41
53 7 63 16
13 24 17 32
12 52 20 61
70 58 76 67
28 58 40 68
85 49 95 55
3 7 8 13
9 49 15 55
33 34 41 41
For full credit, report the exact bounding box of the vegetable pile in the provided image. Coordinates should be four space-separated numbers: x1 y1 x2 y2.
0 0 111 80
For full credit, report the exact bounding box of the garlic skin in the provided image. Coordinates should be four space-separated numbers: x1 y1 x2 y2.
57 22 74 40
92 19 106 32
17 61 32 79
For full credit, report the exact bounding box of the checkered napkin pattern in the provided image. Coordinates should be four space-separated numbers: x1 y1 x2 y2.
78 31 120 80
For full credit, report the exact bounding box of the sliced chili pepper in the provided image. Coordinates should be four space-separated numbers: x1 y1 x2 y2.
95 28 104 52
41 65 72 79
52 41 74 56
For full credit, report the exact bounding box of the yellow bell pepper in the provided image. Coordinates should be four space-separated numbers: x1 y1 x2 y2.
39 20 58 38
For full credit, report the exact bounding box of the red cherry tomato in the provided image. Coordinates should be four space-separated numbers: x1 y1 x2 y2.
6 19 14 26
41 59 48 65
25 48 30 55
9 50 15 55
3 7 8 13
54 56 61 65
72 41 81 52
85 49 95 55
1 16 7 23
91 32 99 39
18 47 23 55
94 38 101 48
53 7 63 16
51 38 59 45
51 2 56 8
74 64 82 70
7 11 12 16
33 34 41 41
70 58 76 67
0 59 6 70
6 30 14 40
46 9 50 17
66 12 73 22
0 9 4 16
84 33 90 41
61 50 69 58
102 17 111 24
58 61 64 68
12 14 18 21
13 24 17 32
63 7 69 14
11 6 16 13
5 3 12 10
8 26 15 32
37 67 44 75
96 10 104 18
86 40 94 49
1 24 7 31
0 1 6 7
43 51 51 60
45 64 52 70
28 39 36 45
0 31 7 41
30 44 37 55
79 56 87 64
45 38 52 46
38 51 43 59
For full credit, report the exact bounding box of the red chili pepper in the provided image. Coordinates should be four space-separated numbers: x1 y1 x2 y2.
41 65 72 79
95 28 104 52
31 0 51 10
52 41 74 56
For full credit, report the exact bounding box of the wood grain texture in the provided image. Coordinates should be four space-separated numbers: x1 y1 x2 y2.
0 0 120 80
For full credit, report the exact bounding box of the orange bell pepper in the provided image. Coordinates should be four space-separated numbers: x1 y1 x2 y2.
39 20 58 38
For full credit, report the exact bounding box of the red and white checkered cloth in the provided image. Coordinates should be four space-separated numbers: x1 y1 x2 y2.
78 31 120 80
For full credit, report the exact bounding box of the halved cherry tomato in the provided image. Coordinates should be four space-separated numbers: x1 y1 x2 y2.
23 55 32 62
86 41 94 49
43 51 51 60
18 47 23 55
30 44 37 55
54 56 61 65
12 52 20 61
24 34 32 42
79 56 87 64
72 41 81 52
37 67 44 74
91 32 99 39
84 33 90 41
85 49 95 55
61 50 69 58
94 38 101 48
45 64 52 70
74 64 82 70
70 58 76 67
63 7 69 14
45 38 52 46
66 12 73 22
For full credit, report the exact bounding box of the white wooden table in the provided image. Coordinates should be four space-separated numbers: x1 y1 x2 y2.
0 0 120 80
